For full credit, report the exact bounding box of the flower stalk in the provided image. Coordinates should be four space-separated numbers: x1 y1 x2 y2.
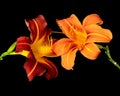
97 44 120 70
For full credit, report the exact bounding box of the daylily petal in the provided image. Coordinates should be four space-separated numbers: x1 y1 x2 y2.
15 36 31 52
61 48 78 70
56 14 85 41
65 14 83 30
52 38 76 56
80 43 101 60
37 58 58 80
83 14 103 27
85 24 113 43
25 15 51 43
24 55 46 81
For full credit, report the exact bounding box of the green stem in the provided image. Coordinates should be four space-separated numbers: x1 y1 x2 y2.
97 44 120 70
105 45 120 70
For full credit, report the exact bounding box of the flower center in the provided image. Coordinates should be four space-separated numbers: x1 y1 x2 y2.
70 27 87 50
31 40 52 59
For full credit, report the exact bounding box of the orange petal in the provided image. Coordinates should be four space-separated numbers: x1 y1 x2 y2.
83 14 103 27
65 14 83 30
80 43 101 60
52 38 76 56
56 14 84 41
85 24 113 43
61 48 77 70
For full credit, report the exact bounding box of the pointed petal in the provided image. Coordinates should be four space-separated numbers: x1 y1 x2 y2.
15 36 31 52
56 14 84 41
24 57 46 81
80 43 101 60
23 52 46 81
83 14 103 26
85 24 113 43
66 14 83 29
61 48 77 70
25 15 51 43
52 38 76 56
37 58 58 80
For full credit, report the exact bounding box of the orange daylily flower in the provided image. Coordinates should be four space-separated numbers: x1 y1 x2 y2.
14 15 58 81
53 14 113 70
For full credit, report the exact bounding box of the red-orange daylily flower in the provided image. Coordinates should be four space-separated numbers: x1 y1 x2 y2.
14 15 58 81
53 14 113 70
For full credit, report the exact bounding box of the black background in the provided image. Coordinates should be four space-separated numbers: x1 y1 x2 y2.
0 0 120 95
